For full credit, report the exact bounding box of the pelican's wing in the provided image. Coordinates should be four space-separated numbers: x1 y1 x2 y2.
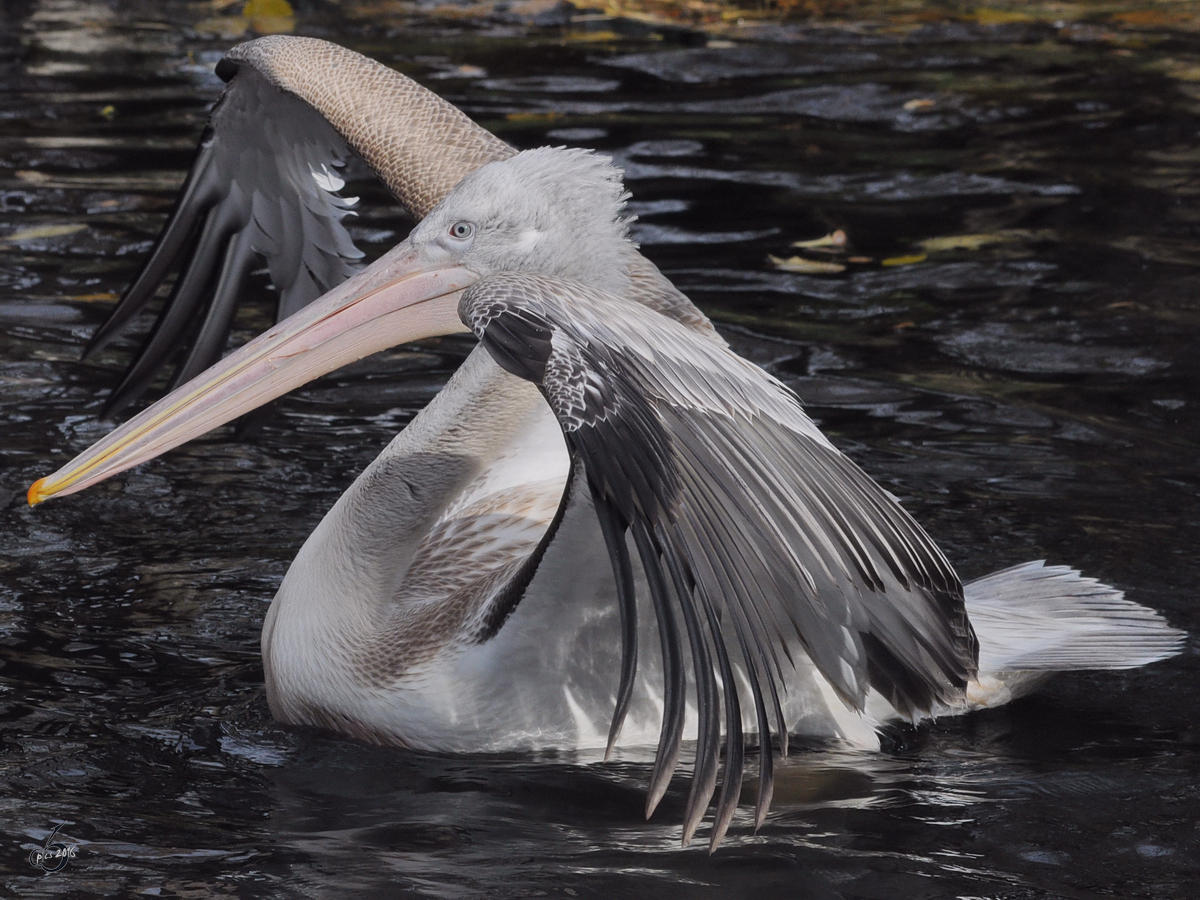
461 273 978 848
90 35 517 416
88 65 364 414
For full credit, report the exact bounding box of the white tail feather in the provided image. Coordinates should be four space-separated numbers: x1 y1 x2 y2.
965 560 1186 674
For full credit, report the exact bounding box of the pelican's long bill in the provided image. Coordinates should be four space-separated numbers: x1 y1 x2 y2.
28 241 472 505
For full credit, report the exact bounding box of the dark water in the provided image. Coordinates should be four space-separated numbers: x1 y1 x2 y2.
2 2 1199 897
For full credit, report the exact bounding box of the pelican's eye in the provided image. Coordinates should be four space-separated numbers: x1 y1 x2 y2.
448 221 475 240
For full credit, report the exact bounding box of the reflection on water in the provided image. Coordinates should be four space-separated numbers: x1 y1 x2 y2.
1 1 1198 897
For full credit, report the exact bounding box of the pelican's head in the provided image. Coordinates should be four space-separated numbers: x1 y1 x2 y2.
409 147 635 296
27 147 637 503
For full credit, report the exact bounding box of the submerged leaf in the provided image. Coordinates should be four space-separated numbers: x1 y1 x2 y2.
918 232 1022 253
769 254 845 274
880 254 926 267
791 229 847 250
3 223 87 242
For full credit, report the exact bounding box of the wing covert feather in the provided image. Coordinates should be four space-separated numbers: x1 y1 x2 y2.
462 272 978 846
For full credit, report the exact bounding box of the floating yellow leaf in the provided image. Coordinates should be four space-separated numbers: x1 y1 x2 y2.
243 0 294 33
1113 11 1181 27
880 254 926 267
918 232 1019 253
563 30 624 43
65 292 119 303
505 112 562 123
902 98 935 112
791 229 846 250
769 254 845 274
3 223 87 242
1157 59 1200 82
99 104 116 120
975 9 1035 25
244 0 293 16
720 7 772 21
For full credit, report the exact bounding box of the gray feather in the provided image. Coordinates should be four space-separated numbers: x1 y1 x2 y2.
462 271 982 842
966 561 1186 672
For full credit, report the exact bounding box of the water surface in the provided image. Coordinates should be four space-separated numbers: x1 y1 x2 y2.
2 2 1198 897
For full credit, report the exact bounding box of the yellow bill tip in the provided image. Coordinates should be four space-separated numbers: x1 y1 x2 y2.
27 477 49 506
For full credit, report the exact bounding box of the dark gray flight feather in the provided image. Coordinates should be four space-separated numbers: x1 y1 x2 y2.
463 272 979 849
87 62 363 416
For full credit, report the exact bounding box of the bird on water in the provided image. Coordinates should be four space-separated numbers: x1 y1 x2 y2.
28 36 1185 850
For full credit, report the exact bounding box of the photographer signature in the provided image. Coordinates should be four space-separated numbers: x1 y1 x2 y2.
28 824 78 873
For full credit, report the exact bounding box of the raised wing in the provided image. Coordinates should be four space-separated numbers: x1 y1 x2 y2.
89 35 518 417
461 272 978 849
88 65 364 415
91 36 719 417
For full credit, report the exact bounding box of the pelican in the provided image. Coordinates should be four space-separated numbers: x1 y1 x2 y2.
28 37 1185 849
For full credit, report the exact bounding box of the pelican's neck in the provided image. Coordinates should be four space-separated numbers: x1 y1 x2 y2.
261 345 570 738
226 36 515 219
